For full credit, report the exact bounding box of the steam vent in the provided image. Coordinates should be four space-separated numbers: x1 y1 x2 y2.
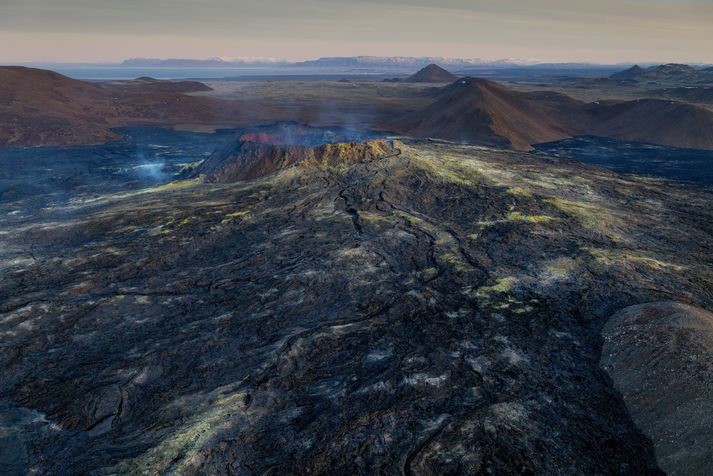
197 123 395 182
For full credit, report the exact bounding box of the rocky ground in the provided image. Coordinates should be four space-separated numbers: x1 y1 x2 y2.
1 138 712 474
602 302 713 475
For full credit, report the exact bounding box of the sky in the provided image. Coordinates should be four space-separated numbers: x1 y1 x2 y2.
0 0 711 64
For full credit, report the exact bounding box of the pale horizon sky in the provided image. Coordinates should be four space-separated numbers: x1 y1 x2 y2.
0 0 711 64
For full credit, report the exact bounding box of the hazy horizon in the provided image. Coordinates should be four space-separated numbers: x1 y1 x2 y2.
1 0 711 64
5 56 710 67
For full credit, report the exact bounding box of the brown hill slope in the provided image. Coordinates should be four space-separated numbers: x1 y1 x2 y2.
405 64 458 83
392 77 588 150
589 99 713 150
653 86 713 105
0 66 120 145
394 77 713 150
0 66 108 110
0 66 280 147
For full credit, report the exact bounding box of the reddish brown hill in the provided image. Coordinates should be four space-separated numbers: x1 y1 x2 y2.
405 64 458 83
0 66 120 146
393 77 713 150
0 66 280 147
654 86 713 104
392 77 588 150
589 99 713 150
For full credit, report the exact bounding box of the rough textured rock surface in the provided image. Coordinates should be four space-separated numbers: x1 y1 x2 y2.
197 124 397 182
2 139 712 474
601 302 713 476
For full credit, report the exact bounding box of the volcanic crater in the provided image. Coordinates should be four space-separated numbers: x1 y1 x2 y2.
197 122 397 182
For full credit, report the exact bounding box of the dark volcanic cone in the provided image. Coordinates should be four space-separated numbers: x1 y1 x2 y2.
405 64 458 83
197 123 396 182
610 65 644 80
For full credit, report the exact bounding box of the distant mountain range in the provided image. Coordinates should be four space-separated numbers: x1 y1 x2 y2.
20 58 713 78
610 63 713 81
119 57 707 74
287 56 538 69
116 56 543 70
120 57 287 67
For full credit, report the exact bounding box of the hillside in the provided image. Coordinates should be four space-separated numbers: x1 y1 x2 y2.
0 66 279 147
3 66 713 151
654 86 713 104
589 99 713 150
103 77 214 94
394 77 713 150
611 65 645 80
405 64 458 83
0 66 121 145
609 63 710 82
602 302 713 476
392 77 589 150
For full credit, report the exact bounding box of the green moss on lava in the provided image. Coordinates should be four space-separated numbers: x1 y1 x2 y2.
220 210 252 225
123 390 249 474
476 277 517 299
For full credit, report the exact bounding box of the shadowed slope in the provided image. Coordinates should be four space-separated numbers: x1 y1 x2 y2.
653 86 713 105
611 65 645 80
602 302 713 476
589 99 713 150
392 77 588 150
609 63 707 81
103 77 214 94
405 64 458 83
394 77 713 150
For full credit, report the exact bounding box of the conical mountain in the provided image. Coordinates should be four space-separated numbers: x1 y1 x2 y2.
405 64 458 83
